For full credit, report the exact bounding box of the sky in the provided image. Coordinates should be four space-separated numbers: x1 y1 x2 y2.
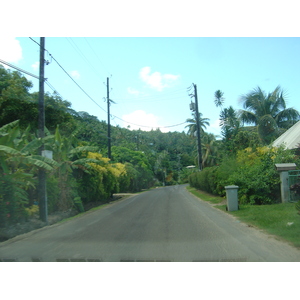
1 36 300 137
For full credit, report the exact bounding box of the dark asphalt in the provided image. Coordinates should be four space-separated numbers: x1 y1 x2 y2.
0 185 300 262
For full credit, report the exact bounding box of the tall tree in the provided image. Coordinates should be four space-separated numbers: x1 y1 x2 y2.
239 86 300 144
0 66 37 129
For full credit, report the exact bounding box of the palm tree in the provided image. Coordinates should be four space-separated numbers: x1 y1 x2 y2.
185 112 210 137
214 90 225 108
239 86 300 144
201 132 220 167
220 106 240 137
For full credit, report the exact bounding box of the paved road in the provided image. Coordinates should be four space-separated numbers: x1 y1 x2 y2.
1 185 300 262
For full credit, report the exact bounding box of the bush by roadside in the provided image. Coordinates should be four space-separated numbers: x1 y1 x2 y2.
189 146 300 205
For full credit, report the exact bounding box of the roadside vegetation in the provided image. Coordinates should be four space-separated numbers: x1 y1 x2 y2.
0 65 195 228
1 64 300 233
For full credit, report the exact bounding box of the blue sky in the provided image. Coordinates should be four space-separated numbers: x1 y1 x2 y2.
1 37 300 136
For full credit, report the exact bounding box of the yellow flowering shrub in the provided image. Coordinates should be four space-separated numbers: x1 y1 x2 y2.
24 205 39 217
81 152 127 201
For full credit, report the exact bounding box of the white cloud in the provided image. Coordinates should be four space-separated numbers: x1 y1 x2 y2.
139 66 179 91
122 110 169 132
0 37 22 68
70 70 80 79
207 118 222 137
127 87 140 96
31 61 39 71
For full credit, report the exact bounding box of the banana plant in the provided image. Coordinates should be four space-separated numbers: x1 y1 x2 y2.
0 120 59 224
0 120 58 174
44 126 103 211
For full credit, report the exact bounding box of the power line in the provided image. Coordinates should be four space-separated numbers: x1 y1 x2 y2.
49 53 107 113
66 37 104 79
28 37 187 130
0 58 39 79
29 37 42 48
112 114 187 129
44 80 64 98
84 37 111 76
29 37 106 113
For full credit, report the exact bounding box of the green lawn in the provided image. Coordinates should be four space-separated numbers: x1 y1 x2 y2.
186 186 225 204
187 186 300 248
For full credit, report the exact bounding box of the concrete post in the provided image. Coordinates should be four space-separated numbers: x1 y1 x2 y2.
275 164 297 203
279 171 290 203
225 185 239 211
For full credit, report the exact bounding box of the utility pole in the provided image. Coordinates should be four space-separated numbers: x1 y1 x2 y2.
193 83 202 171
38 37 48 223
107 77 111 159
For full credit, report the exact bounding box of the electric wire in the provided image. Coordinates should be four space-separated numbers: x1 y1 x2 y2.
112 114 187 129
49 54 107 113
84 37 112 77
29 37 107 113
28 37 188 130
66 37 104 79
0 58 39 79
29 37 42 48
1 53 67 102
44 80 64 98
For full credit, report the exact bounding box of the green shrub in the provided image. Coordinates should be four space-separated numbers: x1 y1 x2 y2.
73 197 84 213
0 172 29 226
189 167 218 195
190 146 299 206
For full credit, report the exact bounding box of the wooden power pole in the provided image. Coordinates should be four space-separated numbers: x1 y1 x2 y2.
193 83 202 171
107 77 111 159
38 37 48 223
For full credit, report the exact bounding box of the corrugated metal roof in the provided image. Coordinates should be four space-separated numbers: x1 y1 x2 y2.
272 121 300 150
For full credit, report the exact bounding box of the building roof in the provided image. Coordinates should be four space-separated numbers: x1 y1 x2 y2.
272 121 300 150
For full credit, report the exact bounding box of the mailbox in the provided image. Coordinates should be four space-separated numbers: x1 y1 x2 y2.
275 163 297 171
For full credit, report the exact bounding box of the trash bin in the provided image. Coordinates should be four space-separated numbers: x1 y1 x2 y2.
225 185 239 211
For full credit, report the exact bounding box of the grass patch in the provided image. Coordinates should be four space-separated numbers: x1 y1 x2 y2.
229 203 300 247
187 186 225 204
187 186 300 248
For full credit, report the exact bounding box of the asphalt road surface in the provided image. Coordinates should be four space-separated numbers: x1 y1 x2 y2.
1 185 300 262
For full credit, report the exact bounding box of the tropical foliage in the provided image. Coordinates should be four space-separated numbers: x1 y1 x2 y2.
190 145 300 205
1 63 300 227
189 87 300 209
239 86 300 144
